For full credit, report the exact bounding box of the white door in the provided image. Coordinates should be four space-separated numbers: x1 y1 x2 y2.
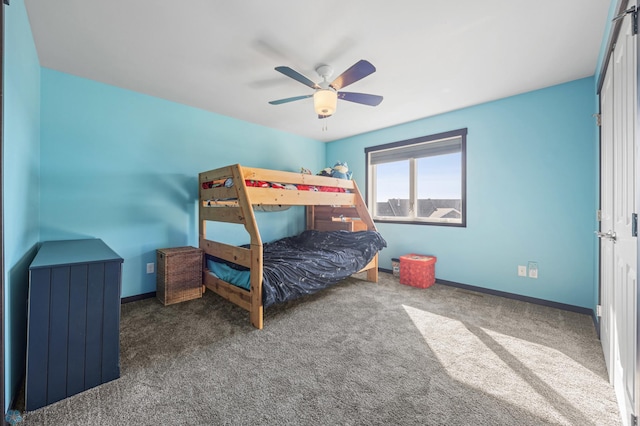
600 8 638 425
600 58 614 384
613 11 638 423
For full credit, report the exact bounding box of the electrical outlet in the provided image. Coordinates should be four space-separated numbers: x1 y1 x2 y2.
518 265 527 277
146 263 154 274
528 261 538 279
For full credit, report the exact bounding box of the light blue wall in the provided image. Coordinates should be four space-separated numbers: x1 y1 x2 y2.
4 0 41 413
40 69 325 298
328 78 597 309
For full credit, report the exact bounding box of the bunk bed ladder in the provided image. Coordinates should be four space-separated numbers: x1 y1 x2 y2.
352 181 378 282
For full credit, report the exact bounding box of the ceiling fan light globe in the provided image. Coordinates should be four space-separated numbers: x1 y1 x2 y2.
314 89 337 116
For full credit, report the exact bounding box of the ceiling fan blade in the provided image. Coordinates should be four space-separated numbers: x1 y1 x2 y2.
269 95 313 105
330 60 376 91
318 114 333 119
338 92 383 106
275 66 320 89
269 94 313 105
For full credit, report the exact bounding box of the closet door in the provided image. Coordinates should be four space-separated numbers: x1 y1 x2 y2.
598 6 639 425
613 10 638 424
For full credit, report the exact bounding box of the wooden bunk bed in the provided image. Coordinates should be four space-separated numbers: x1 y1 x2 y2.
199 163 381 329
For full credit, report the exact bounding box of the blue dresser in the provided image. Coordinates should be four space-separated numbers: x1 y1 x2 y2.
26 239 123 411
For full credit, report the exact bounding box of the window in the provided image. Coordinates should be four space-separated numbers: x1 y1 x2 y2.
365 128 467 226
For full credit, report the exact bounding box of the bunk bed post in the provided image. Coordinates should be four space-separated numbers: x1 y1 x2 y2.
198 173 207 293
366 254 379 282
231 164 265 329
249 245 263 329
306 205 316 230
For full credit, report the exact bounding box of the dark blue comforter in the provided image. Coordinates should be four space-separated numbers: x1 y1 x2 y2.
261 230 387 307
209 230 387 307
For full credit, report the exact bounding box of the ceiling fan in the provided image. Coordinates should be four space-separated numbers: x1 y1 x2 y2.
268 59 383 119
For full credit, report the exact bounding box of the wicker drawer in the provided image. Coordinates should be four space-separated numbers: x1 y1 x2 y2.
157 246 203 305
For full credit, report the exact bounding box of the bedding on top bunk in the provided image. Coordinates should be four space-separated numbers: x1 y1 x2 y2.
206 230 387 307
201 178 350 193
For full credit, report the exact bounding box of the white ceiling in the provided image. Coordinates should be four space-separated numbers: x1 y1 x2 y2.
24 1 611 142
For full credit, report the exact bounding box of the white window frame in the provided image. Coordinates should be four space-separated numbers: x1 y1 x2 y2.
365 128 467 227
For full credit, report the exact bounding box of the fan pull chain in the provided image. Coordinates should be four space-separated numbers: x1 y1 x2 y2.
322 116 329 131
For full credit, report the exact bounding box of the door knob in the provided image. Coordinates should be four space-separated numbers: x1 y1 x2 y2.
595 230 617 243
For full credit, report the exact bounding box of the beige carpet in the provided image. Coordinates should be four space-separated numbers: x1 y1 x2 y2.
21 273 620 425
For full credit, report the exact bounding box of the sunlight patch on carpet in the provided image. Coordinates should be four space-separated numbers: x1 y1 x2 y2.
403 305 617 425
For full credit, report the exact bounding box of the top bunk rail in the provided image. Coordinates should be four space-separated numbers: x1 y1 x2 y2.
200 164 359 207
200 164 356 190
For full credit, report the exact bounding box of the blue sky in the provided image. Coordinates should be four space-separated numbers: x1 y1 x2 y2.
375 153 462 201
